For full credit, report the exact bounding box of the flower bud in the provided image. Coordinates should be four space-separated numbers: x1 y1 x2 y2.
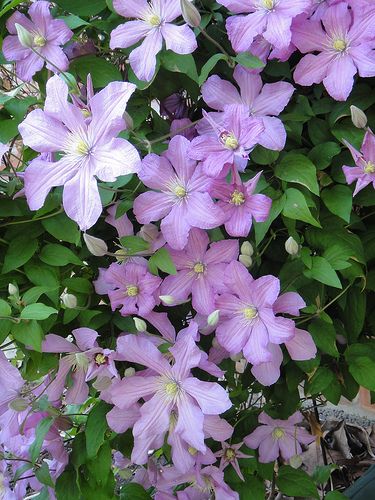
83 233 108 256
123 111 134 130
235 358 247 374
9 397 29 412
8 283 18 296
212 337 219 348
239 254 252 268
289 454 303 469
124 367 135 377
285 236 299 256
15 23 33 48
134 317 147 332
230 353 242 362
93 376 112 391
159 295 189 306
240 241 254 257
350 105 367 129
62 293 77 309
207 309 220 327
180 0 201 27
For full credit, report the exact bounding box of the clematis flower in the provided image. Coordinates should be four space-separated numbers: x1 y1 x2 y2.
133 135 224 250
104 262 162 317
211 171 272 237
215 261 304 365
217 0 311 52
215 441 252 481
342 129 375 196
160 228 239 315
293 3 375 101
110 0 197 81
18 75 140 230
109 334 232 466
202 66 294 151
189 106 264 177
244 411 314 463
2 1 72 81
42 328 118 404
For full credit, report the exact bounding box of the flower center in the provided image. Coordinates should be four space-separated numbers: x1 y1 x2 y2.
243 306 258 320
174 185 187 198
148 14 161 26
230 190 245 206
81 108 91 118
76 139 90 156
164 380 180 398
193 262 205 274
333 39 347 52
262 0 274 9
364 161 375 174
33 34 46 47
95 353 108 365
126 285 139 297
220 132 239 150
225 448 236 461
188 446 198 456
272 427 285 439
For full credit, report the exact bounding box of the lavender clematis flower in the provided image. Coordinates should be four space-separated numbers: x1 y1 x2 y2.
133 135 224 250
215 441 252 481
217 0 311 52
211 171 272 236
2 1 72 81
189 106 264 177
293 2 375 101
160 228 239 315
202 66 294 151
110 0 197 81
18 75 140 230
244 411 314 463
215 261 304 365
342 129 375 196
109 334 232 466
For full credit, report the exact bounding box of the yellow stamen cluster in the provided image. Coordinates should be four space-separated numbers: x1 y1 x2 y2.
193 262 205 274
225 448 236 461
126 285 139 297
33 35 46 47
364 161 375 174
243 306 258 320
81 108 91 118
164 380 180 397
148 14 161 26
76 140 89 155
333 39 347 52
272 427 285 439
174 185 187 198
263 0 274 9
230 190 245 206
222 132 239 150
95 353 107 365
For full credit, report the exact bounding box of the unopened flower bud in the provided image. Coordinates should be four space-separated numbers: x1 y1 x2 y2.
239 254 252 268
180 0 201 27
241 241 254 257
285 236 299 256
289 454 303 469
9 397 29 412
124 367 135 377
350 105 367 129
15 23 33 48
114 249 127 262
62 293 77 309
93 376 112 391
207 309 220 327
134 317 147 332
235 358 247 374
159 295 189 306
8 283 18 296
123 111 134 130
212 337 219 348
230 353 242 362
83 233 108 256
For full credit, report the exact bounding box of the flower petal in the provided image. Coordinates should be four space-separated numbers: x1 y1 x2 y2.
161 23 197 54
129 29 163 82
19 109 68 152
183 377 232 414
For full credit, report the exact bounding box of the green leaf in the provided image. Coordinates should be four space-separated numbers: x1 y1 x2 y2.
40 244 82 266
0 119 19 142
54 0 107 16
2 236 38 274
0 299 11 317
42 213 80 245
345 343 375 391
22 286 59 305
70 55 122 88
342 287 366 342
11 319 44 351
275 153 319 195
29 417 54 462
321 185 353 222
198 53 227 86
120 483 151 499
20 303 58 320
307 366 335 395
312 464 337 485
148 248 177 275
35 461 54 487
309 320 339 358
55 467 81 500
308 142 341 170
254 192 286 245
160 51 198 83
251 146 279 165
323 244 352 270
283 188 321 227
86 402 110 459
276 466 318 499
304 256 342 288
235 52 264 69
119 236 150 254
324 492 348 500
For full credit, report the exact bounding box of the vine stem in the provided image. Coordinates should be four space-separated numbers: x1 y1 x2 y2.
198 27 234 65
0 207 64 227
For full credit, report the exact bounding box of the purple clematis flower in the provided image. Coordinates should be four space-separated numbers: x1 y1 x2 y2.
2 1 72 81
18 75 140 230
189 105 264 177
342 129 375 196
215 441 252 481
202 66 294 151
211 171 272 236
244 411 315 463
215 261 304 365
160 228 239 315
133 135 224 250
110 334 231 466
217 0 311 52
293 2 375 101
110 0 197 81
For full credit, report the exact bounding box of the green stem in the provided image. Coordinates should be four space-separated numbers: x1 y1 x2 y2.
198 27 234 65
0 207 63 227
